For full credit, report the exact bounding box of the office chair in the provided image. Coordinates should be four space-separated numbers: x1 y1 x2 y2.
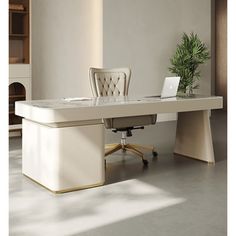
89 67 157 165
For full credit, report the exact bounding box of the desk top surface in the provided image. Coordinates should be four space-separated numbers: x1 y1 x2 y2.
16 95 223 123
16 95 220 109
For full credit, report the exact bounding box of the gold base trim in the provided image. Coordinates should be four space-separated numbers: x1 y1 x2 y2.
23 174 105 194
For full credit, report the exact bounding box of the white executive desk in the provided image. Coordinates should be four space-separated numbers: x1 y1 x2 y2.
16 95 223 193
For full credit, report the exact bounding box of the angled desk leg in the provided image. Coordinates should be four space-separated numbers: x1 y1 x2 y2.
174 110 215 164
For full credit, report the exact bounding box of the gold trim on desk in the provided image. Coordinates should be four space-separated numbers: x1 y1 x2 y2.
23 174 105 194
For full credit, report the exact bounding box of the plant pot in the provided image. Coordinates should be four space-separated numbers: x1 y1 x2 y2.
177 86 195 97
185 85 194 97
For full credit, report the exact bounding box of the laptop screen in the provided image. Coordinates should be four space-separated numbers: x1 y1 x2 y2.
160 77 180 98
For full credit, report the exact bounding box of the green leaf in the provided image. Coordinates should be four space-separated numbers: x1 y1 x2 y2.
168 32 210 92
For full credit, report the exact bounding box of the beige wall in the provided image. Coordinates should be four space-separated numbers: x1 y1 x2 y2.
32 0 213 99
32 0 213 100
103 0 213 97
32 0 103 99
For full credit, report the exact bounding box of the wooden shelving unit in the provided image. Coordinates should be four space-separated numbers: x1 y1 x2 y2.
9 0 31 136
9 0 30 64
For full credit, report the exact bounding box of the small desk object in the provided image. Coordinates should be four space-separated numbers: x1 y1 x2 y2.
16 95 223 193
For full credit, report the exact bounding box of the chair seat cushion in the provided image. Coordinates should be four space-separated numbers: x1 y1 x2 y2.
104 114 157 129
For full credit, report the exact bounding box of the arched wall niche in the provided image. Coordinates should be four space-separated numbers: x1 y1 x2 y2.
9 82 26 126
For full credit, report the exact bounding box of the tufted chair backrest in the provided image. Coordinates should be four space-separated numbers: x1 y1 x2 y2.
89 68 131 97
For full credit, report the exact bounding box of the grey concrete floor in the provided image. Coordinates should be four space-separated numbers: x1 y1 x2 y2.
9 110 227 236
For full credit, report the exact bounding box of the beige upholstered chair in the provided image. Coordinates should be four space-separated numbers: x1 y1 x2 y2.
89 67 157 165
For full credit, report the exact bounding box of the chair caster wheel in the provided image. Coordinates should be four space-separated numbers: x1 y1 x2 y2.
143 159 149 166
152 151 158 157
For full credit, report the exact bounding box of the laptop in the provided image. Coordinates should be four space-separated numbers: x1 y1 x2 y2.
146 77 180 99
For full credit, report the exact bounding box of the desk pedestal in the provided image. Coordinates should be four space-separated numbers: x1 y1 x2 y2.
22 119 105 193
174 110 215 163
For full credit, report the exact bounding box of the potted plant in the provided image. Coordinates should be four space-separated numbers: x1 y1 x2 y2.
169 32 210 95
